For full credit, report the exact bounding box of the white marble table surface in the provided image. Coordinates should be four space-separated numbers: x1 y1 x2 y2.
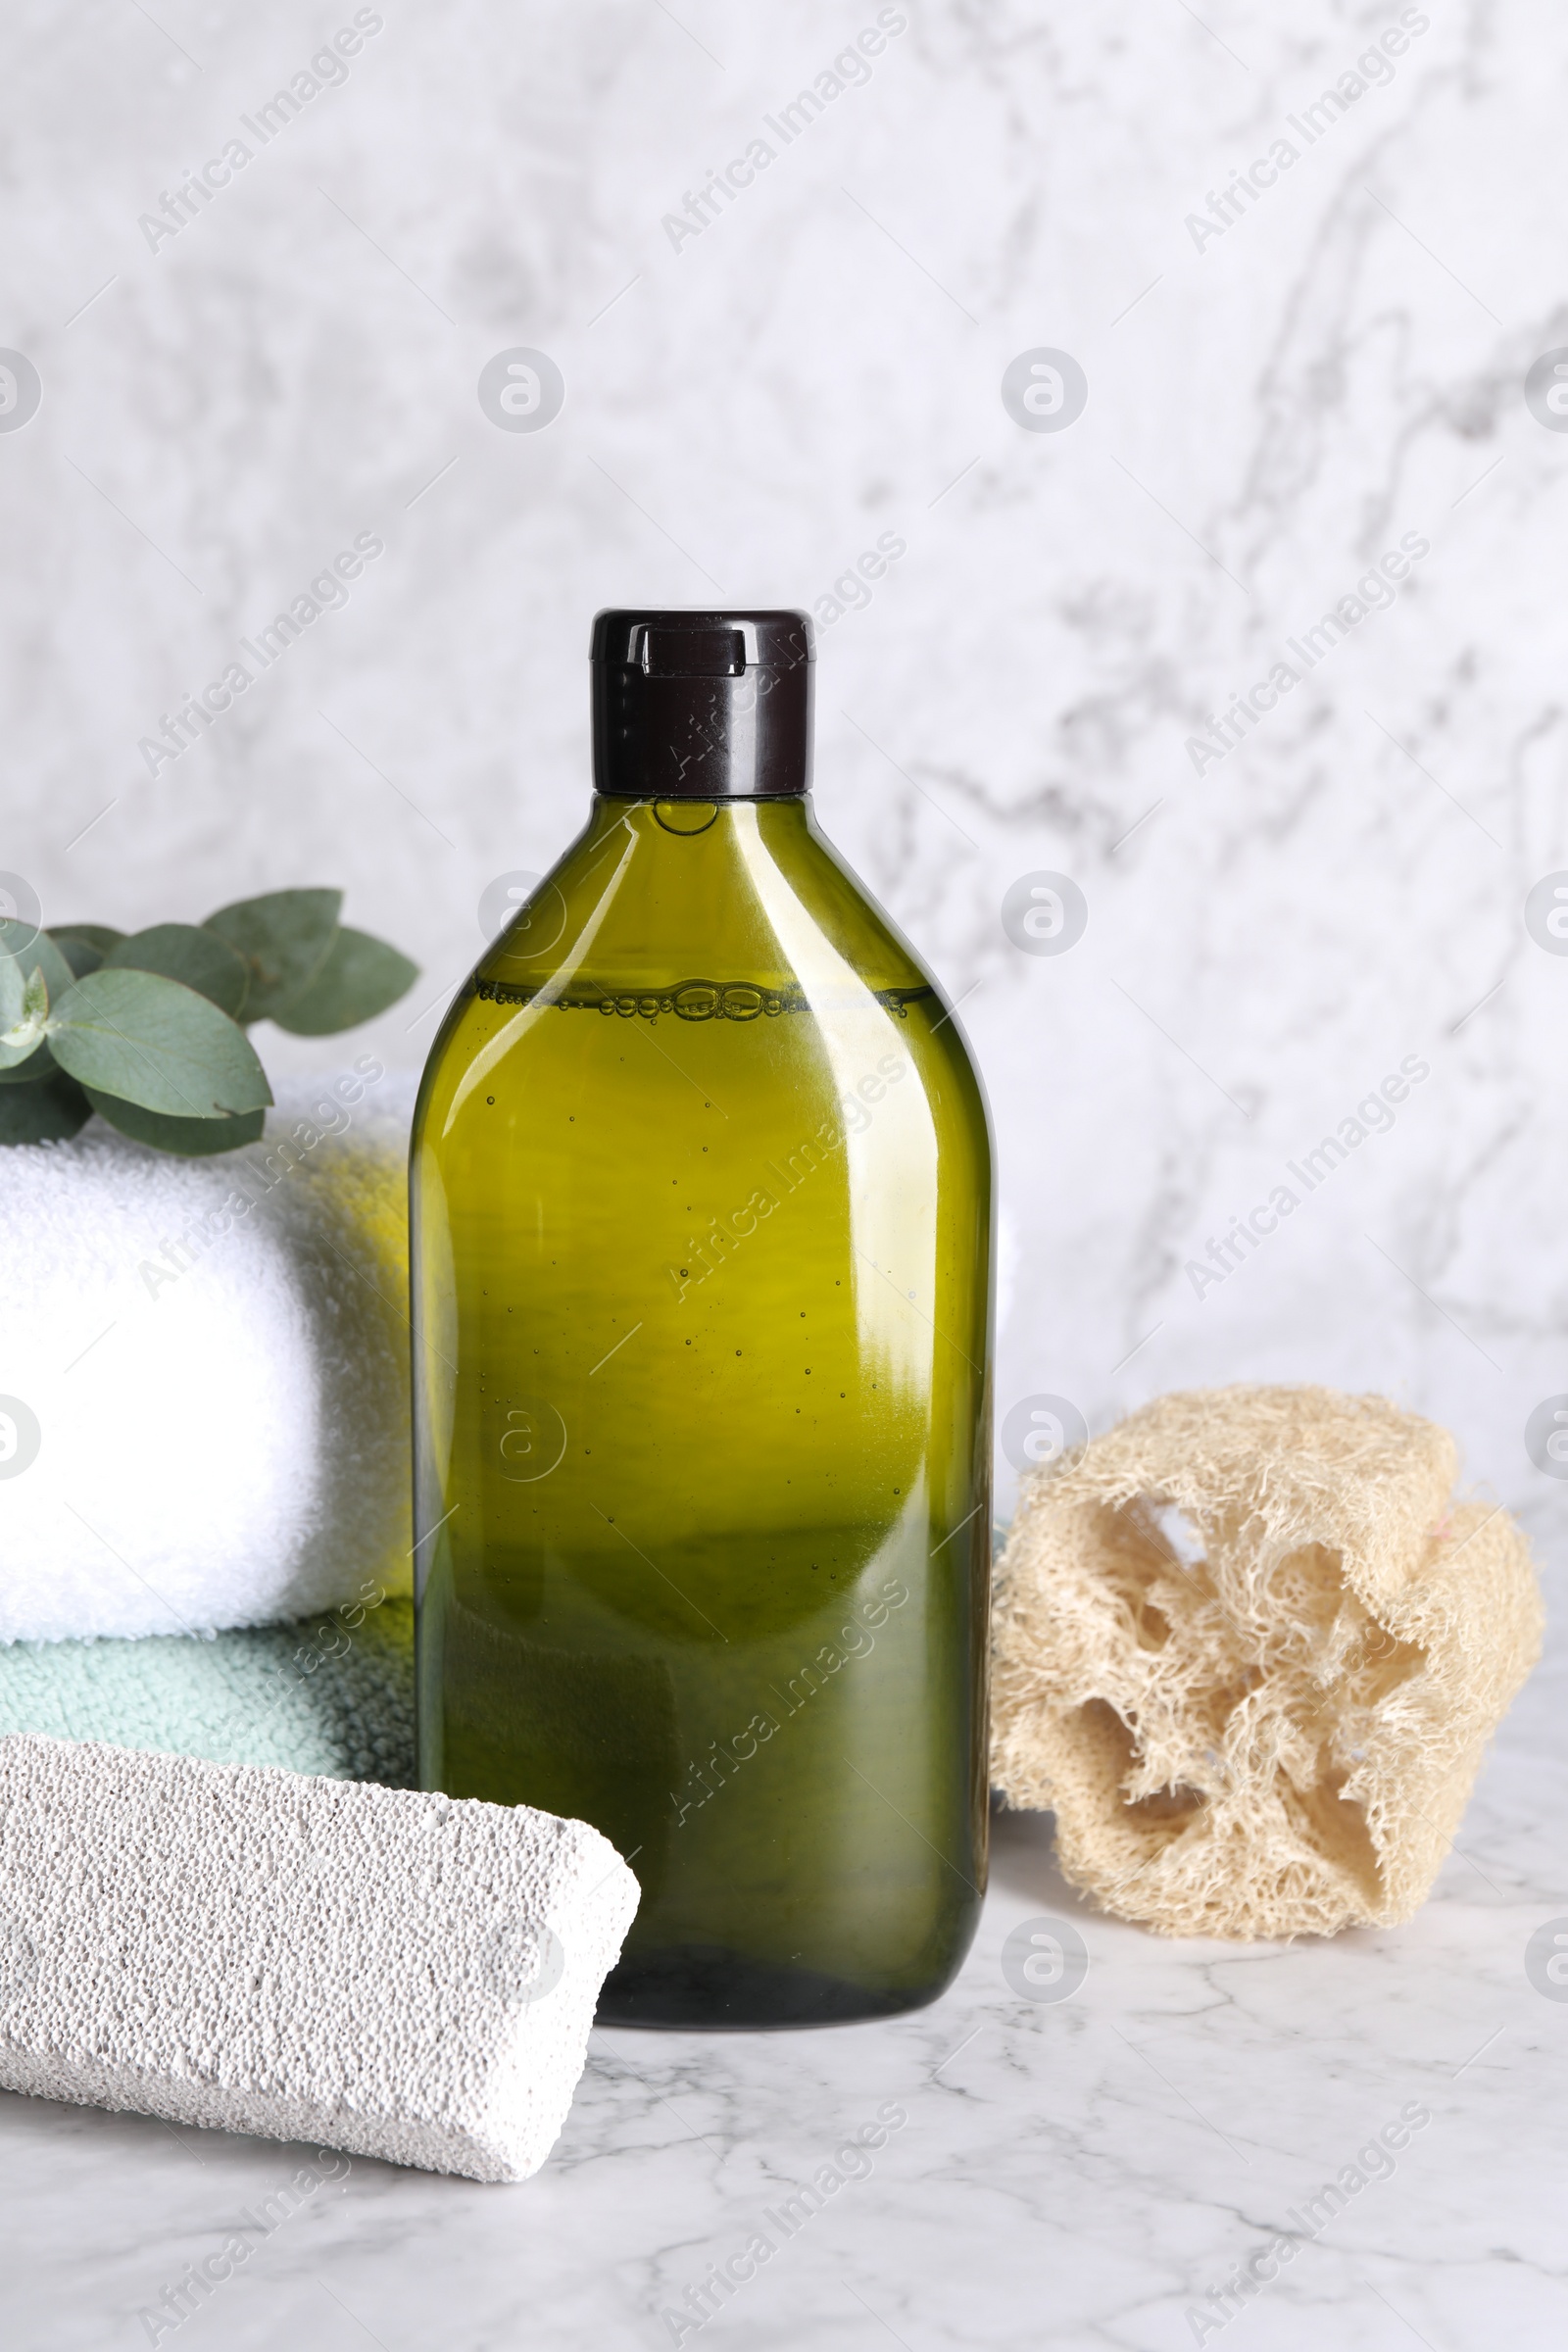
3 1632 1562 2352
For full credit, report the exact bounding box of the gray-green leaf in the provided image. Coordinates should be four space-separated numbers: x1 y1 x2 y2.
84 1089 267 1156
270 926 418 1034
0 963 49 1068
0 1068 92 1145
51 935 106 979
1 919 75 1008
51 924 124 956
0 953 23 1037
47 968 273 1118
204 890 342 1021
105 922 251 1018
0 1039 62 1085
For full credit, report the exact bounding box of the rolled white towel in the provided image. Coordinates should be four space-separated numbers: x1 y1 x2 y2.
0 1066 415 1642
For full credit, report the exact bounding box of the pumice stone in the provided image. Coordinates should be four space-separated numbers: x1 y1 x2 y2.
0 1735 639 2180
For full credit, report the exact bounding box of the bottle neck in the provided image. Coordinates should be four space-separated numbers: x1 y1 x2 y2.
577 794 815 848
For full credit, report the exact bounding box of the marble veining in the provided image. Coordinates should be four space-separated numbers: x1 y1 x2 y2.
2 1707 1564 2350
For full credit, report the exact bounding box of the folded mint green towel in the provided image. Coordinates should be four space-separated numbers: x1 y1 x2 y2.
0 1600 414 1787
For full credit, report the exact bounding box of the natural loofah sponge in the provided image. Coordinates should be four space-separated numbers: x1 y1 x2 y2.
990 1386 1544 1939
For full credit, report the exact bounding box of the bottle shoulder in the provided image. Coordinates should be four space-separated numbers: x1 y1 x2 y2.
471 798 929 997
413 799 991 1160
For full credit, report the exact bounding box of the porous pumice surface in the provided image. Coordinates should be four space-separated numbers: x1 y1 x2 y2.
0 1736 639 2180
991 1386 1544 1939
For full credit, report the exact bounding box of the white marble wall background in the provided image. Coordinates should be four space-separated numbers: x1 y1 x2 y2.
3 0 1566 1560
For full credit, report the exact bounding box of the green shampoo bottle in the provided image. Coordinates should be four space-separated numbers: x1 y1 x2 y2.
412 609 994 2028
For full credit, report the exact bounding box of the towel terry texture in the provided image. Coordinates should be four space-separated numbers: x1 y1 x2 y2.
0 1599 415 1786
0 1073 416 1642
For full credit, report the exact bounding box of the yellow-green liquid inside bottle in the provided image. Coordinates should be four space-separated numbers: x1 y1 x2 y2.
412 797 993 2026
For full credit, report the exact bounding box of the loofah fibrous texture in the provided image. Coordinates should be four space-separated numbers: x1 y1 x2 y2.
990 1386 1544 1939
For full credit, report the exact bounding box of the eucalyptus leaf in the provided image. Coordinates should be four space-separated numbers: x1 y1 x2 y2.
270 926 418 1034
84 1089 266 1156
52 935 105 979
0 963 48 1068
51 924 124 956
0 891 414 1157
204 890 342 1020
0 919 74 1008
47 968 273 1118
0 1039 61 1085
0 1068 91 1145
105 922 251 1018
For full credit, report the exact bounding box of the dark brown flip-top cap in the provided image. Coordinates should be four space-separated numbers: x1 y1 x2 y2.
589 609 814 799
